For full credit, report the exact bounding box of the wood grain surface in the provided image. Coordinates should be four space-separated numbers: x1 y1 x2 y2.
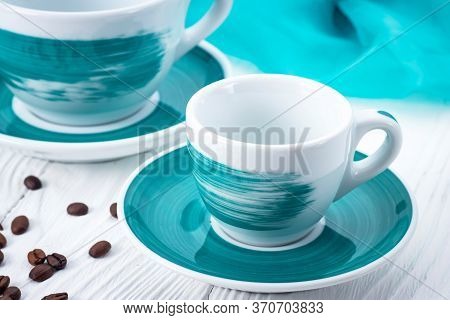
0 97 449 300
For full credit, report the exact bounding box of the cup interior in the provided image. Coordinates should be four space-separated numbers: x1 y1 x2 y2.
3 0 151 12
188 75 352 145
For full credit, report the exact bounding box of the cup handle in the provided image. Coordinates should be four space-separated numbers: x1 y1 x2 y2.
175 0 233 60
334 109 403 200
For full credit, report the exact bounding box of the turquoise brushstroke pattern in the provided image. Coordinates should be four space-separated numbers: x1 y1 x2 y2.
124 147 413 283
378 110 398 123
188 0 450 100
0 29 165 103
188 144 314 231
0 46 225 142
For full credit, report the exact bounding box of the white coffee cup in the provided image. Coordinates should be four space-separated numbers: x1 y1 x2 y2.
186 74 402 247
0 0 232 125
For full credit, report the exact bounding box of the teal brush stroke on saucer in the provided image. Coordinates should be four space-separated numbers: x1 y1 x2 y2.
124 147 413 283
0 29 164 103
0 46 224 142
188 0 450 100
188 144 314 231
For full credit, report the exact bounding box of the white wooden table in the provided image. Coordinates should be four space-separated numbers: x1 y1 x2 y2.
1 92 449 299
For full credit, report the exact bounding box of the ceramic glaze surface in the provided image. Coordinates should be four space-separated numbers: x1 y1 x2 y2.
3 0 150 12
188 144 315 231
186 75 402 246
0 46 224 142
123 146 413 284
0 0 232 125
0 29 167 112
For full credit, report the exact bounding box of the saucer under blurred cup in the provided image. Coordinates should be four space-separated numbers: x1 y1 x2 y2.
186 74 403 247
0 0 232 126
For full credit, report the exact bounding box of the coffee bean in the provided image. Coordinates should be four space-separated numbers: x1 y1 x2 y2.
11 215 29 235
0 250 3 265
29 264 55 282
42 292 68 300
24 175 42 190
27 249 46 266
109 203 118 219
3 287 22 300
0 276 10 295
89 240 111 258
3 286 21 300
67 202 89 216
0 232 6 248
47 253 67 270
0 296 12 300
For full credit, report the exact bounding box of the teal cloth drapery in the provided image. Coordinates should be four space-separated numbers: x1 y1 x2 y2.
188 0 450 100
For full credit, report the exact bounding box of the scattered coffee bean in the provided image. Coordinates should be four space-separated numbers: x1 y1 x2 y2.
0 295 12 300
42 292 68 300
29 264 55 282
89 240 111 258
47 253 67 270
109 203 118 219
0 250 3 265
11 215 29 235
0 232 6 248
24 175 42 190
0 276 10 295
3 286 21 300
27 249 46 266
67 202 89 216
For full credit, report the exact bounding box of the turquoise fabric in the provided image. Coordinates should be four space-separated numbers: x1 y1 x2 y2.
188 0 450 99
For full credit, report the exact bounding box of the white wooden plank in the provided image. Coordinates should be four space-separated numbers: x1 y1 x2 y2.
0 150 47 222
1 98 449 300
0 153 211 300
210 99 450 300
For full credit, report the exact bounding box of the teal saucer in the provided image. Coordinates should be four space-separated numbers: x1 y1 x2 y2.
119 145 416 293
0 42 230 162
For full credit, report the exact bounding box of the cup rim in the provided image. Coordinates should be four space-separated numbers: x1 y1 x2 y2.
186 74 353 149
0 0 165 17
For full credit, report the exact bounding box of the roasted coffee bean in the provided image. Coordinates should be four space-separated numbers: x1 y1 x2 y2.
67 202 89 216
47 253 67 270
89 240 111 258
3 286 21 300
0 296 12 300
0 232 6 248
109 203 118 219
27 249 46 266
11 215 29 235
24 175 42 190
0 250 3 265
0 275 10 295
42 292 68 300
29 264 55 282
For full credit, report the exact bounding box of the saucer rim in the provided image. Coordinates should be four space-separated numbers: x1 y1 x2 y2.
0 41 232 162
117 142 418 293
